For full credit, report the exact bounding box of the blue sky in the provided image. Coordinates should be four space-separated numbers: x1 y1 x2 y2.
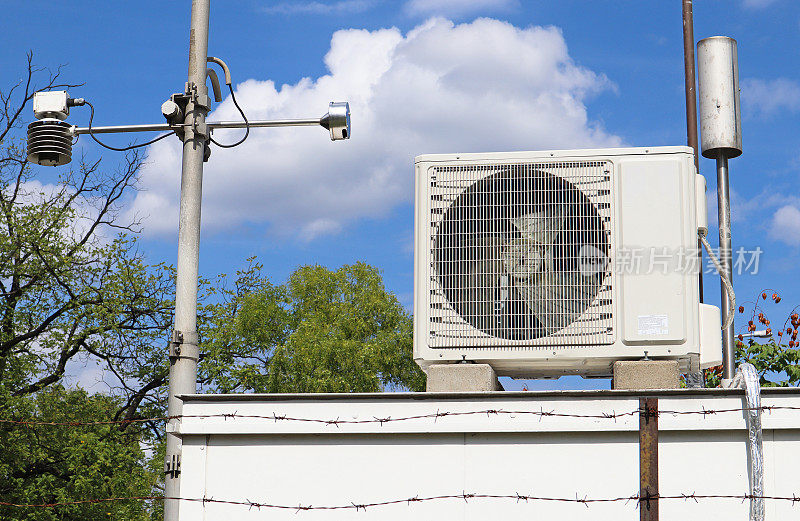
2 0 799 390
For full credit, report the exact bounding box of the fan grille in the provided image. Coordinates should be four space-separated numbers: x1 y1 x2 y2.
428 161 614 348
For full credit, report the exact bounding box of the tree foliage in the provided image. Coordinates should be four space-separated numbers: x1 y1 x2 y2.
199 260 425 393
0 54 171 520
705 290 800 387
0 387 158 521
0 55 175 432
736 290 800 386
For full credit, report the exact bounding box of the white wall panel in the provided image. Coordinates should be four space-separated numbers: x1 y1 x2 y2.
177 389 800 521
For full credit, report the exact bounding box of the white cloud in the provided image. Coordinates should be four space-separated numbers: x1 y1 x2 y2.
742 0 779 8
770 205 800 246
130 18 621 241
712 189 800 247
5 180 110 244
65 356 109 392
262 0 375 15
404 0 518 17
741 78 800 117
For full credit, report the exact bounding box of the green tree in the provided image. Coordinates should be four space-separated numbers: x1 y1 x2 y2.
0 56 174 519
735 290 800 386
0 55 175 417
199 260 425 393
0 387 158 521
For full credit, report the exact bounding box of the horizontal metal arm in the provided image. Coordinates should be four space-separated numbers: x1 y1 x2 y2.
209 118 319 129
72 118 322 135
73 123 173 135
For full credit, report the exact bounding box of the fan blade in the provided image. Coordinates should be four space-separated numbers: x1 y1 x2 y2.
510 207 564 245
450 237 505 333
518 271 598 334
456 236 540 338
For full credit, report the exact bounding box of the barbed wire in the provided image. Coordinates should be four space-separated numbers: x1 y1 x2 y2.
1 492 799 512
2 404 800 428
4 404 797 514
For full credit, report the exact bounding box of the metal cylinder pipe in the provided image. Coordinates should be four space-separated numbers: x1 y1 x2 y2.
697 36 743 158
716 152 736 379
209 118 319 129
73 123 173 135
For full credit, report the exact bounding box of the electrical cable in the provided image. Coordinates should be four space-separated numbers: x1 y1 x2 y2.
698 231 736 329
208 83 249 148
85 101 175 151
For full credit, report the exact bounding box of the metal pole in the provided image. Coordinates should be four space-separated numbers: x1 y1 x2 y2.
209 118 319 129
682 0 699 171
717 152 736 379
682 0 704 304
74 123 174 134
639 397 659 521
72 118 322 135
165 1 210 520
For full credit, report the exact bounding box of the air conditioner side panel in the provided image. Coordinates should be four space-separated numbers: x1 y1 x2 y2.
413 163 429 364
616 157 688 345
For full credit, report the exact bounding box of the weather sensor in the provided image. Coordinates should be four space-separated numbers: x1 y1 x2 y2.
27 91 84 166
26 86 350 167
321 102 350 141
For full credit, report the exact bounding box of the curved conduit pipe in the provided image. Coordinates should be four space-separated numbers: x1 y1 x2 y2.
729 363 765 521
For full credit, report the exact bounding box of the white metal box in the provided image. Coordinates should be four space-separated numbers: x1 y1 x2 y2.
32 90 70 120
414 146 721 377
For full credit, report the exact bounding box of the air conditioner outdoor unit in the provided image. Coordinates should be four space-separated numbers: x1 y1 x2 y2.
414 146 722 378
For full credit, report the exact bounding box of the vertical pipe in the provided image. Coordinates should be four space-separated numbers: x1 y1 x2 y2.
682 0 700 170
682 0 704 303
717 153 736 380
639 397 659 521
165 1 210 520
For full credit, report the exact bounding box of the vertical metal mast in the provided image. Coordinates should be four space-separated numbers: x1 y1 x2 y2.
165 1 210 520
715 151 736 378
682 0 703 304
682 1 699 170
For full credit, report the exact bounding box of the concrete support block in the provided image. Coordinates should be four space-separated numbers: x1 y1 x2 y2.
612 360 681 390
426 364 502 392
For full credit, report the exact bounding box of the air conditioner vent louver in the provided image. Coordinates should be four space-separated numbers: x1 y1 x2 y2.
428 161 614 348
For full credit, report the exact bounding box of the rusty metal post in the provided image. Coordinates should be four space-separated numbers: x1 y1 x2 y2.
639 397 659 521
683 0 704 304
682 0 699 170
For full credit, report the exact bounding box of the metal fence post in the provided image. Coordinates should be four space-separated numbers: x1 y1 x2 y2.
640 397 659 521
